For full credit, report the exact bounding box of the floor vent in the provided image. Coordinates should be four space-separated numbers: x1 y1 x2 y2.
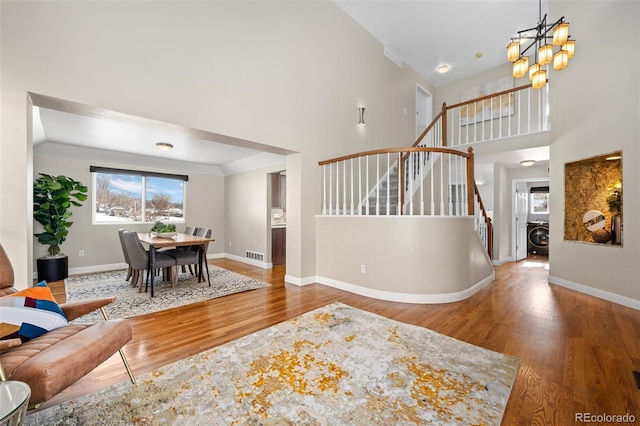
245 250 264 262
633 371 640 389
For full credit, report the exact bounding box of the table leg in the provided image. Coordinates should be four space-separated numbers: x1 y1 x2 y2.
197 246 203 283
149 246 156 297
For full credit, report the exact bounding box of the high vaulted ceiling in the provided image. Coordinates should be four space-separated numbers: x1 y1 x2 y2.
33 1 550 177
336 0 548 87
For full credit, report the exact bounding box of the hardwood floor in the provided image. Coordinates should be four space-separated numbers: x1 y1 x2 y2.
41 257 640 424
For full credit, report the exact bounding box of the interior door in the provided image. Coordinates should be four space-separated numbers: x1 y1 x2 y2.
416 85 432 139
515 182 529 261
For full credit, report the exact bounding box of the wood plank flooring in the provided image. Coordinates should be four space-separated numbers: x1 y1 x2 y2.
41 257 640 424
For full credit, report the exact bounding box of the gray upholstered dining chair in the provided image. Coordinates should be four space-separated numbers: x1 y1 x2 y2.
117 228 133 284
166 227 212 284
121 231 178 292
176 226 196 273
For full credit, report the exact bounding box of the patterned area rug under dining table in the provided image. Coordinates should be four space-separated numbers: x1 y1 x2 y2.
64 265 271 320
26 302 520 425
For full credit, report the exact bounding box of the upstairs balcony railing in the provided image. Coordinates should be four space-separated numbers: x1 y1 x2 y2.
411 82 548 152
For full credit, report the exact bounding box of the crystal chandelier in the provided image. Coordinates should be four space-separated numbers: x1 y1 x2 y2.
507 1 575 90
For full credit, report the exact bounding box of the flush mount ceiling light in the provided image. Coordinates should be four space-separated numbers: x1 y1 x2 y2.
436 65 450 74
156 142 174 151
520 160 536 167
506 0 575 90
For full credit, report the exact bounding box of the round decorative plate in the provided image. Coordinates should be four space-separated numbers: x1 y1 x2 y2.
582 210 606 231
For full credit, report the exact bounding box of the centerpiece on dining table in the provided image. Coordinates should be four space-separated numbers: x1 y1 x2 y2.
149 221 177 238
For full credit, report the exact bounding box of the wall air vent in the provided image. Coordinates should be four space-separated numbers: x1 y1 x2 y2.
384 46 403 68
245 250 264 262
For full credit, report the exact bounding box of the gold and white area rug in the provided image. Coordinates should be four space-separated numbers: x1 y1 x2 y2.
65 266 270 321
26 302 520 425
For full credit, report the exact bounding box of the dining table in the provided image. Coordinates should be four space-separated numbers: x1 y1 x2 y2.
137 232 215 297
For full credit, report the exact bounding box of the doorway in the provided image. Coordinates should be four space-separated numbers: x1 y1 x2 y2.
512 177 550 261
270 171 286 266
416 85 432 139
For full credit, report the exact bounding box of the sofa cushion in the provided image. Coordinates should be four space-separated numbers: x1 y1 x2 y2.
0 281 67 342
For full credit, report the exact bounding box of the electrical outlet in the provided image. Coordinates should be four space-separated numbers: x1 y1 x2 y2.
360 265 366 274
79 250 85 257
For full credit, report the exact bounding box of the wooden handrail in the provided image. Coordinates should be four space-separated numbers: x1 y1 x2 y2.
474 181 493 260
412 109 444 148
318 146 471 166
445 82 535 110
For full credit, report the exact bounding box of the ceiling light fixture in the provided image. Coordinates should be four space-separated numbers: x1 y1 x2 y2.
436 65 449 74
520 160 536 167
506 0 575 90
156 142 174 151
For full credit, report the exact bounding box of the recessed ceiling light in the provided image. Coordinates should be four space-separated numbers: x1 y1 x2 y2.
520 160 536 167
437 65 449 74
156 142 174 151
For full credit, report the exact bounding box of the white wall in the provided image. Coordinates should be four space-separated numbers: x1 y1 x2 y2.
548 1 640 305
316 216 493 302
0 1 430 286
225 163 286 265
33 154 225 272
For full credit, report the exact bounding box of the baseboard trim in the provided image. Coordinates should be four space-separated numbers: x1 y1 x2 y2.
548 275 640 310
67 262 128 276
284 275 317 286
492 257 514 266
64 252 269 277
311 272 495 304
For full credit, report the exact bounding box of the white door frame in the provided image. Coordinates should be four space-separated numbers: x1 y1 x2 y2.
511 177 549 262
416 84 432 139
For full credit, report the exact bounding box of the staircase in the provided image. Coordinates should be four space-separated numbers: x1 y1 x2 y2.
362 165 399 215
319 81 549 260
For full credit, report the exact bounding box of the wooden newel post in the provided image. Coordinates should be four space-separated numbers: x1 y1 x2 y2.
441 102 448 147
467 147 474 216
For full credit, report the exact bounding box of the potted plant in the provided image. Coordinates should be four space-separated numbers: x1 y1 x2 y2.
33 173 88 281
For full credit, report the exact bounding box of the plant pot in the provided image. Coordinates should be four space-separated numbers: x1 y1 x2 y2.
37 256 68 282
611 214 622 245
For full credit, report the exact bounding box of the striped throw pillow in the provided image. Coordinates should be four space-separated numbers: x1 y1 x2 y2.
0 281 68 342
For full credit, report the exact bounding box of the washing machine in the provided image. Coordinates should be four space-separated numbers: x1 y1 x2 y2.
527 222 549 256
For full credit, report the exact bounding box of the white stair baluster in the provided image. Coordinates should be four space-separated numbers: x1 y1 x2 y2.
376 154 380 216
350 158 354 215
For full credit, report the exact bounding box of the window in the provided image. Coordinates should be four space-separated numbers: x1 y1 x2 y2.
91 166 187 224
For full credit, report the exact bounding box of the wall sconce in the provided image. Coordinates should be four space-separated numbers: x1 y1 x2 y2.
358 107 366 127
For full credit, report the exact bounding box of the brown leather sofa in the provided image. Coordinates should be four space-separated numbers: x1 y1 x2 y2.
0 244 134 407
